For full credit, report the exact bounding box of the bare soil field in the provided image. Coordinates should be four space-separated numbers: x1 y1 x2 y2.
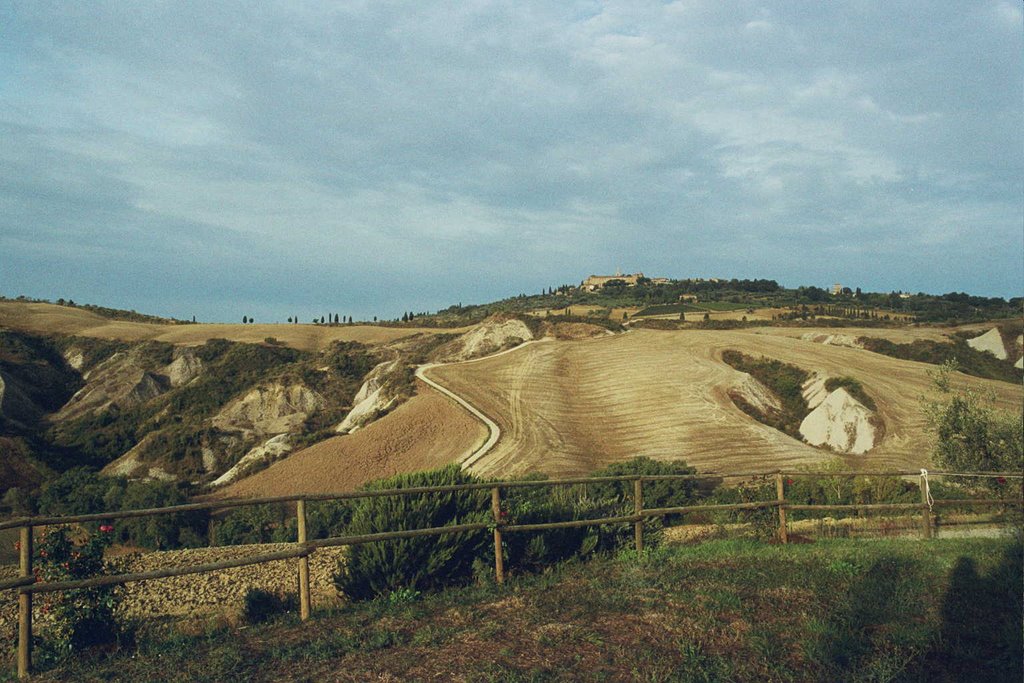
217 382 486 498
0 302 461 350
423 327 1023 478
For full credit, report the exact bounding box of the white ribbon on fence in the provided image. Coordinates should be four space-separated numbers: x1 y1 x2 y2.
920 469 934 511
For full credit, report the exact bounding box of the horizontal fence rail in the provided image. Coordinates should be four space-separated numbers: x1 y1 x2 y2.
2 469 1021 678
4 469 1017 531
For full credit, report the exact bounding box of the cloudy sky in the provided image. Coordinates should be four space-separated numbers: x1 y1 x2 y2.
1 1 1021 322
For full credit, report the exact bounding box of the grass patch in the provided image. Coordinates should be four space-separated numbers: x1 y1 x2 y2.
20 537 1020 682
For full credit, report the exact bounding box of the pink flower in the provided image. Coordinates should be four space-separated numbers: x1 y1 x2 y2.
99 524 114 533
997 477 1007 485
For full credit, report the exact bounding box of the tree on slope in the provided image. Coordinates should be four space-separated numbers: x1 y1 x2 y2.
924 361 1023 475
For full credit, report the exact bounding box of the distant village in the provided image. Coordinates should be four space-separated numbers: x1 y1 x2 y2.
580 271 725 292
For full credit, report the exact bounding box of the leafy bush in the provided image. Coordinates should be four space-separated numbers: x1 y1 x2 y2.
36 470 208 549
303 499 354 540
333 465 489 601
707 479 777 539
500 483 651 573
214 504 292 546
588 457 699 516
33 526 123 665
113 480 208 549
923 362 1023 482
37 468 124 518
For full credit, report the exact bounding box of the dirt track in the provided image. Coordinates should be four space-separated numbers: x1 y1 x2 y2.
0 302 460 351
424 328 1023 478
217 382 487 498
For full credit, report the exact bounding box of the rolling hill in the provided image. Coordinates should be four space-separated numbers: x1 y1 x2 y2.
1 298 1021 500
423 326 1022 478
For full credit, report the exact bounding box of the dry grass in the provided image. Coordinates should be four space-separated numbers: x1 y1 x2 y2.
424 327 1023 478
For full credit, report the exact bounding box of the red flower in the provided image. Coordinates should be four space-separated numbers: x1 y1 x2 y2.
786 479 794 486
99 524 114 533
997 477 1007 485
13 541 19 551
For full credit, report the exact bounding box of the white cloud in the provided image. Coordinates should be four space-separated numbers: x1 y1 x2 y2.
993 1 1023 27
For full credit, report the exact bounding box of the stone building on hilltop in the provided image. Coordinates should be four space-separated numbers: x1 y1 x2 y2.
582 271 645 291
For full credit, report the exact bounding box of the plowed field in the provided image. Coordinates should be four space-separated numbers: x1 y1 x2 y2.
423 328 1023 477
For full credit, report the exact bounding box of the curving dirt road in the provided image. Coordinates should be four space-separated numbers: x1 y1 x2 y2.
416 339 553 469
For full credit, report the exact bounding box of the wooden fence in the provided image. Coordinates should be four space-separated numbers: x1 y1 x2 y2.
2 469 1022 678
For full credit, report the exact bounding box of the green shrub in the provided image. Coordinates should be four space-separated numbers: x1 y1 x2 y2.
214 504 291 546
304 499 354 539
333 465 489 601
36 468 124 518
924 362 1024 479
500 484 650 573
707 479 777 539
498 461 677 573
33 526 123 665
115 480 208 549
36 471 207 550
589 457 699 516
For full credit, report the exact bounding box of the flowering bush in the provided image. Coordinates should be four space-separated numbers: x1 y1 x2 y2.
33 525 122 663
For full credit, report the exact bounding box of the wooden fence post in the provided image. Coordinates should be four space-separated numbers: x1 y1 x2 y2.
296 500 311 621
919 475 932 540
18 524 32 679
634 478 644 552
775 473 788 545
491 487 504 584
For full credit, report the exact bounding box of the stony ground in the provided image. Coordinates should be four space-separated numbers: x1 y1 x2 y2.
0 543 348 643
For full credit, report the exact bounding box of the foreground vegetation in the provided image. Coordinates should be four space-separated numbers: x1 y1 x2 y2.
13 536 1020 682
